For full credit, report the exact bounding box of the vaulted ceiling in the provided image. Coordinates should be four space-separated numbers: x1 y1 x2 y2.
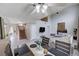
0 3 77 24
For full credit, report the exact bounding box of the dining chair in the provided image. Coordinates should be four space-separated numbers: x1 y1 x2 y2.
41 36 50 49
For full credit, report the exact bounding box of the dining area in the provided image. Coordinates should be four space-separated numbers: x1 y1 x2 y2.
9 39 54 56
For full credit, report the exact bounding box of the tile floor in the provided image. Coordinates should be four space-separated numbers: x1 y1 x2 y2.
0 39 9 56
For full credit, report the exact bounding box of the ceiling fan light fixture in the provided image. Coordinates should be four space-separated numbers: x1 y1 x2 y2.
36 4 40 13
41 8 45 13
32 3 48 13
43 4 48 10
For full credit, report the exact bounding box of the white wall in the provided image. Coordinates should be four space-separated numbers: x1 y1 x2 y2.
35 20 50 38
29 24 37 40
49 5 79 35
29 20 51 41
30 5 79 40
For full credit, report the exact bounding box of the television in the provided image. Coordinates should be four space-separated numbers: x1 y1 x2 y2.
39 27 45 33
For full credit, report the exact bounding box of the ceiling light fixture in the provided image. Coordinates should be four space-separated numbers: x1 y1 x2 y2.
33 3 48 13
43 4 48 10
36 4 41 13
42 4 48 13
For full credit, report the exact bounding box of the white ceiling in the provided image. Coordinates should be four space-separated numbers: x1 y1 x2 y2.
0 3 77 24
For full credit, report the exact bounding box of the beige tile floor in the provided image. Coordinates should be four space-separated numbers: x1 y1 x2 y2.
0 39 9 56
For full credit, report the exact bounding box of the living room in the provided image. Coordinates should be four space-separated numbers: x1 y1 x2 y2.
0 3 79 56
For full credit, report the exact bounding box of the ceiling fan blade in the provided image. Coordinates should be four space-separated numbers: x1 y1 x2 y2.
30 8 36 15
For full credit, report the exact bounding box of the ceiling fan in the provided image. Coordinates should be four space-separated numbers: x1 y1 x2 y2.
31 3 49 14
21 3 73 16
30 3 68 14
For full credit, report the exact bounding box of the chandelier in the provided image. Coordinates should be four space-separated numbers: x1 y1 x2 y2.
33 3 48 13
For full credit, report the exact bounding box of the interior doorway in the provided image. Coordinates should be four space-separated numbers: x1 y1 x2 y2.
18 24 27 40
0 17 4 39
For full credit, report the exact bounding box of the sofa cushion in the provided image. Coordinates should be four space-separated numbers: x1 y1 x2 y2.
48 48 69 56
